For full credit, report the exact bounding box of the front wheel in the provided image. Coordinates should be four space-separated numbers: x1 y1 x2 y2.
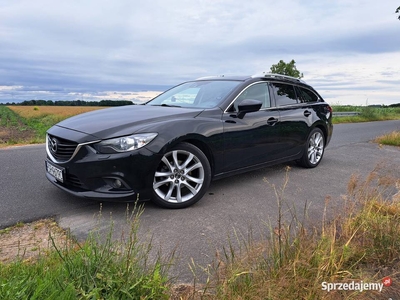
298 128 325 168
152 142 211 208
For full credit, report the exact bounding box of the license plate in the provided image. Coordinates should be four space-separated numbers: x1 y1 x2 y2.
46 161 64 183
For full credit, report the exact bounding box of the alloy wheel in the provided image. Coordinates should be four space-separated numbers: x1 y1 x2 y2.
153 149 205 204
308 131 324 165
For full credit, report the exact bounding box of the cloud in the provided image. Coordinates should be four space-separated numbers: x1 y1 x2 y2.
0 0 399 105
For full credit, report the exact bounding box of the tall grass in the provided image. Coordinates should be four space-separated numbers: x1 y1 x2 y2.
374 131 400 147
194 166 400 299
0 205 173 299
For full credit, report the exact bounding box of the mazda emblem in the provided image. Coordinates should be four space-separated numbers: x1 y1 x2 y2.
50 137 58 153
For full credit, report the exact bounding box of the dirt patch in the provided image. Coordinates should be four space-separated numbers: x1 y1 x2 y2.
170 284 211 300
0 219 69 264
0 125 36 145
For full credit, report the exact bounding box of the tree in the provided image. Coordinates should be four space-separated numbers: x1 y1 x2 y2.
270 59 303 79
396 6 400 20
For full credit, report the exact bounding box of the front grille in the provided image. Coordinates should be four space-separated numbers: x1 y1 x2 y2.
47 134 78 162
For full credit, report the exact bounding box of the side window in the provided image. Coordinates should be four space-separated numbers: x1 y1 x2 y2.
270 83 298 106
296 87 319 103
232 83 271 111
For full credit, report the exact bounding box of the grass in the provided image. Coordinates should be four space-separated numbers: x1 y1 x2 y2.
189 166 400 299
374 131 400 147
0 205 173 299
0 106 23 127
332 105 400 124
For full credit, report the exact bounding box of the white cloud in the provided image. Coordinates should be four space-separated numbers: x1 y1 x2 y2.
0 0 399 105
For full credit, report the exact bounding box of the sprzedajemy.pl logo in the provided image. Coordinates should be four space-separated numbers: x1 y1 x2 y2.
322 277 392 293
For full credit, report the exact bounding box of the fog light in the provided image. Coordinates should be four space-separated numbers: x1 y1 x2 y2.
113 179 122 188
103 177 129 190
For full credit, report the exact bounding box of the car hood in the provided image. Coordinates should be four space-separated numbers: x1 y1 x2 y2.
55 105 202 139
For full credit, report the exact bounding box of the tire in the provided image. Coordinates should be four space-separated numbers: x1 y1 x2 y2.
152 142 211 208
298 128 325 168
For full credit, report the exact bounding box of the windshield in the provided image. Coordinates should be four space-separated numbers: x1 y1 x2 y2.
146 80 241 108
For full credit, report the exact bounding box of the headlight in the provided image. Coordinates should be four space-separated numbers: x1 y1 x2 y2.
94 133 158 153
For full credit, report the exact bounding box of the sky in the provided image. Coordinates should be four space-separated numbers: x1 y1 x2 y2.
1 0 399 106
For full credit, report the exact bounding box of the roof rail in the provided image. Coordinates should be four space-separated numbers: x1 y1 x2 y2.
251 72 307 84
196 75 225 80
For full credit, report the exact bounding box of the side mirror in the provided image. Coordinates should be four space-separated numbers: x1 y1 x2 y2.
237 99 262 119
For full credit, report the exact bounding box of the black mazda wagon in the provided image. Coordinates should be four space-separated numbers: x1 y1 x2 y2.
45 73 333 208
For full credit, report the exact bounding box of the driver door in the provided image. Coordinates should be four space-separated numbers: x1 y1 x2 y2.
222 82 282 172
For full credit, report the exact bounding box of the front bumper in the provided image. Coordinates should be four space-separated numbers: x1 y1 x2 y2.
45 171 139 201
45 142 161 202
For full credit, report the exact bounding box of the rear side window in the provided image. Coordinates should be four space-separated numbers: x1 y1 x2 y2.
296 86 319 103
270 83 298 106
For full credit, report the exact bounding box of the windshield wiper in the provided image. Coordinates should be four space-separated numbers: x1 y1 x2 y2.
151 104 182 108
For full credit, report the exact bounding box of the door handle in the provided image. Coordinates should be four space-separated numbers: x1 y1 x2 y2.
267 117 278 126
304 110 311 117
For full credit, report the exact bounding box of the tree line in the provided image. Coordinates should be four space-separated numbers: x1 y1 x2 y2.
0 100 134 106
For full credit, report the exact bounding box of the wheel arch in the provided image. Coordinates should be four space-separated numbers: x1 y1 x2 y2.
314 123 328 144
156 134 215 176
178 138 215 177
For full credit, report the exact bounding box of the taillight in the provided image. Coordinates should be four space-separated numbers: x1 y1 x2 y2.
327 105 333 113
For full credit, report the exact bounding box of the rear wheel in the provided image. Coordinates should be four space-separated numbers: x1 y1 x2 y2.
152 142 211 208
298 128 325 168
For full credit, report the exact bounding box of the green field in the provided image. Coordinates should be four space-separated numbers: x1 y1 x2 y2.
332 105 400 124
0 106 103 147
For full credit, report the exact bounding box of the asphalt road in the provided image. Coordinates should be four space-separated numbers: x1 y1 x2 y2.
1 120 400 281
